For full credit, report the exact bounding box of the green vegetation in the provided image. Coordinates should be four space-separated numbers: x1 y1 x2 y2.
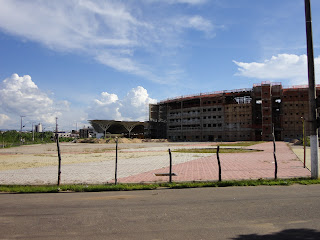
0 183 159 193
301 136 310 147
0 130 74 148
1 178 319 193
173 148 261 153
217 141 265 147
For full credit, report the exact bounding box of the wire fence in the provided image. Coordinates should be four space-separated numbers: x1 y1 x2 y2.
0 140 311 185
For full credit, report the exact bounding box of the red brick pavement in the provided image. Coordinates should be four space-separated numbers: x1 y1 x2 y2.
118 142 311 183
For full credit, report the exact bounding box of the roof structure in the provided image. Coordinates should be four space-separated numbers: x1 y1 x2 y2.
89 120 146 137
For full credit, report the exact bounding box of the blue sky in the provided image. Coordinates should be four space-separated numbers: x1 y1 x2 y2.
0 0 320 131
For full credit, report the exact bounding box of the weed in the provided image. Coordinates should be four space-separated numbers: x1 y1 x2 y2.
217 141 265 147
1 178 319 193
173 148 261 153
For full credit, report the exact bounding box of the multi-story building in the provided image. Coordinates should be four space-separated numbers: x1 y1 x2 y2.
148 82 320 141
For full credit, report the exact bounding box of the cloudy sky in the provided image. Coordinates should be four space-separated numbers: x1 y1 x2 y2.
0 0 320 131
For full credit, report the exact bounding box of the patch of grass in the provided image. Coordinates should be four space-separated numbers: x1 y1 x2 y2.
0 183 159 193
173 148 261 153
217 141 265 147
161 178 320 189
1 178 320 193
0 185 59 193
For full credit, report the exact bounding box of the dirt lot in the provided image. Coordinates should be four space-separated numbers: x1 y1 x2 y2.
0 141 311 185
0 141 213 171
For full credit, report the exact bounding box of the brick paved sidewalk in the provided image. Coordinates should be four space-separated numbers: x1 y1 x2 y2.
118 142 311 183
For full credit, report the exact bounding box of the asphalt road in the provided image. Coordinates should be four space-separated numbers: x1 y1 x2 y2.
1 185 320 240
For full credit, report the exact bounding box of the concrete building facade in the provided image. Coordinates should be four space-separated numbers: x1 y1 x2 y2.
149 82 320 141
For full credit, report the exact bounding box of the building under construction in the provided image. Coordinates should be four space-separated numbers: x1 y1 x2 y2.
148 82 320 141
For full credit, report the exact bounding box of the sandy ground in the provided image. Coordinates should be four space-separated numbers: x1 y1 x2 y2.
1 141 308 185
0 142 176 170
0 141 236 171
0 141 217 184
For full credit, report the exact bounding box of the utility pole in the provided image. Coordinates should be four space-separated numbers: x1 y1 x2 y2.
20 116 25 145
55 117 58 135
305 0 319 179
32 122 35 142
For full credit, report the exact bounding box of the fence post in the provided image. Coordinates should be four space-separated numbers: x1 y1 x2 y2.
216 146 221 182
56 133 62 186
115 137 118 185
272 124 278 180
169 149 172 183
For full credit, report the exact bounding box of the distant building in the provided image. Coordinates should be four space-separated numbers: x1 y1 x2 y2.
79 127 95 138
148 81 320 141
35 123 43 133
70 130 79 138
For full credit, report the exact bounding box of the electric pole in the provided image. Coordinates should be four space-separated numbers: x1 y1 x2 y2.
20 116 25 145
32 122 35 142
305 0 319 178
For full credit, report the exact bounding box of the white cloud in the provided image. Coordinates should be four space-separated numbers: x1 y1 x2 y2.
175 15 214 37
0 74 88 130
0 0 216 84
88 86 156 121
120 86 157 121
0 74 60 124
0 0 142 51
0 74 156 130
0 114 10 126
96 92 119 105
233 54 320 85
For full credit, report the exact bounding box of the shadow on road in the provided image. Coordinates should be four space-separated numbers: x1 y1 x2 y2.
232 228 320 240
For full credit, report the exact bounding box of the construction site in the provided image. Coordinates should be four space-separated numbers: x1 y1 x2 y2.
148 81 320 141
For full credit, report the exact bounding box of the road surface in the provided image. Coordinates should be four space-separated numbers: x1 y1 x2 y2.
1 185 320 239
